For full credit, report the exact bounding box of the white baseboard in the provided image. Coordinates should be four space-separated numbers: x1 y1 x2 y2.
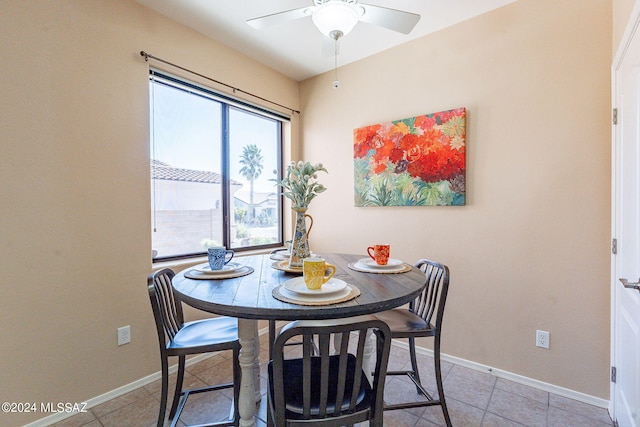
26 325 609 426
390 339 610 409
24 325 272 427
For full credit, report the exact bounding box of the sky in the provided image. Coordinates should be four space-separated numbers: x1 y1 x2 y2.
151 80 280 193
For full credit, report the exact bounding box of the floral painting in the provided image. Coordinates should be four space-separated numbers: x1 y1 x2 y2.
354 108 466 206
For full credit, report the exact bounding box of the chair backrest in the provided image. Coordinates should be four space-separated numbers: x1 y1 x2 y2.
148 268 184 348
411 259 450 332
270 319 391 427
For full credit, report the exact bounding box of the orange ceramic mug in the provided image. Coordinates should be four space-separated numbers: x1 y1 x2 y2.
367 244 390 265
303 257 336 290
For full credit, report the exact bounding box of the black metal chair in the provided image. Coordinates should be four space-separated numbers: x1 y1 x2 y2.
372 259 452 426
267 318 391 427
148 268 240 427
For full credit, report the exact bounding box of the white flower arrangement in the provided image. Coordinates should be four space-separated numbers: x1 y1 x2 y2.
279 161 328 209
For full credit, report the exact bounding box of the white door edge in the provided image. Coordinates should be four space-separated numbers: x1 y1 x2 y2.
611 0 640 421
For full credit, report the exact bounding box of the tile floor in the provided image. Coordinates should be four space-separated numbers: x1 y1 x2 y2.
53 333 613 427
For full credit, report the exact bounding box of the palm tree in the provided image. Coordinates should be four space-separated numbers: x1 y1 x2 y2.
239 144 264 222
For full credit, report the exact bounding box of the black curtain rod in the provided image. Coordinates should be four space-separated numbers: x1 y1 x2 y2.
140 51 300 115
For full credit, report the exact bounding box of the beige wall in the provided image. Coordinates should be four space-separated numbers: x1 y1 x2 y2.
300 0 612 399
2 0 633 425
0 1 298 425
613 0 636 52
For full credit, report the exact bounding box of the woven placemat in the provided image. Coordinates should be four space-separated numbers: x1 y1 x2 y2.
271 260 304 274
184 266 254 280
347 262 412 274
272 285 360 306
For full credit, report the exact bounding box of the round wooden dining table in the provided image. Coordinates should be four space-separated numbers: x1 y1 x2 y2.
172 252 426 427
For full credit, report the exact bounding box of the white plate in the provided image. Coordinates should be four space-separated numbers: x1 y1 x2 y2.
269 252 289 261
283 277 347 296
279 286 352 303
353 261 407 273
357 258 404 269
270 251 317 261
271 260 303 274
193 262 242 274
185 266 254 280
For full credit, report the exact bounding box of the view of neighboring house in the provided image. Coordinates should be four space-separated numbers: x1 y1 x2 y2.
233 189 278 226
151 160 243 257
151 160 278 258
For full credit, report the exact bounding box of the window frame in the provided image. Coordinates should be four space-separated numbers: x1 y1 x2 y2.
149 70 286 262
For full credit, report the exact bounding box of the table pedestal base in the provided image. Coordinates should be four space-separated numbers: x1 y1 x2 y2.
238 319 260 427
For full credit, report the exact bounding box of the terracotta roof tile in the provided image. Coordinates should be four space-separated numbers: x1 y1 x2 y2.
150 160 238 184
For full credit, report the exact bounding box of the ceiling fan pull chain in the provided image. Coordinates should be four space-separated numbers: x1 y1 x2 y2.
330 30 342 89
333 36 339 88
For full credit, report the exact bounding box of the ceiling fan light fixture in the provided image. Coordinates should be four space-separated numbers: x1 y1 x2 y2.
312 1 361 38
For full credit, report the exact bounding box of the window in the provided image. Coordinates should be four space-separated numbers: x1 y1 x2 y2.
149 71 284 261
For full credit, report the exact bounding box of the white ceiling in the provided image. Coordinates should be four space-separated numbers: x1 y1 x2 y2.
134 0 519 81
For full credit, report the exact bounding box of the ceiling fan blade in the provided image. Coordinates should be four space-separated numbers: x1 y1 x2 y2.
359 4 420 34
247 7 313 30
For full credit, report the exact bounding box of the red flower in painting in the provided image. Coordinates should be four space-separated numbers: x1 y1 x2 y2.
387 122 411 144
354 124 382 158
407 159 426 179
354 108 466 199
447 108 465 122
407 132 465 182
414 114 437 131
389 147 405 163
371 160 388 174
435 111 451 124
421 128 442 150
371 137 395 165
406 142 465 183
399 133 423 162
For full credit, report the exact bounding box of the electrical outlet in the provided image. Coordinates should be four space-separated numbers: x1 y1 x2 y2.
118 325 131 346
536 330 549 349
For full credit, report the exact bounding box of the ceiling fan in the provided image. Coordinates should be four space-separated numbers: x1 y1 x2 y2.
248 0 420 88
247 0 421 41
